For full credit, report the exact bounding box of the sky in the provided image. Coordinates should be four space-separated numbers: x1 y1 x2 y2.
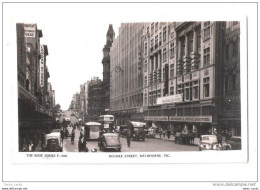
4 2 246 110
4 3 122 109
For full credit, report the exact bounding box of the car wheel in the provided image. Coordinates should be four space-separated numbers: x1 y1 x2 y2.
226 146 231 150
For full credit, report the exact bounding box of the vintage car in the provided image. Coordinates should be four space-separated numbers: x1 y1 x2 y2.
51 128 61 133
43 132 63 152
98 133 121 152
222 136 241 150
198 135 221 151
128 121 146 141
119 125 128 137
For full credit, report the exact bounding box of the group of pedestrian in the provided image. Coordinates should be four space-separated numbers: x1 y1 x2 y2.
158 128 171 142
20 134 39 152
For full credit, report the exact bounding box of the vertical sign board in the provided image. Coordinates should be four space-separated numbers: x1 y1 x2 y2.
24 23 36 38
39 45 45 87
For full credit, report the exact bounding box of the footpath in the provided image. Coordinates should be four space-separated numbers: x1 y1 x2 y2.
153 134 200 145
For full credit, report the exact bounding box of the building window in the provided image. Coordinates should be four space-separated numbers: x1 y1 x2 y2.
151 39 154 50
181 38 185 57
188 32 193 53
202 106 212 116
151 23 154 34
204 22 210 41
144 60 147 72
192 107 200 116
155 22 158 32
193 80 199 100
159 32 162 46
203 77 210 98
144 93 147 106
163 26 167 41
155 35 158 49
171 31 174 39
144 76 147 86
170 43 174 58
145 42 147 55
163 48 167 62
147 26 149 34
203 47 210 66
177 108 183 116
170 86 174 95
197 28 201 50
177 84 182 94
185 83 190 101
170 64 174 79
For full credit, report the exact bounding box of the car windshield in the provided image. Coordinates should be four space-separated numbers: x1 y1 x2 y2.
202 136 217 142
52 129 60 132
134 128 143 132
105 136 119 146
47 139 59 150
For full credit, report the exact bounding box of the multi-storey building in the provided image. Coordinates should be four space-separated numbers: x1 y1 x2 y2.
79 84 85 118
109 21 240 137
110 23 144 124
217 21 240 136
143 21 240 136
102 25 115 112
47 82 55 108
83 81 90 121
17 23 55 151
87 77 104 122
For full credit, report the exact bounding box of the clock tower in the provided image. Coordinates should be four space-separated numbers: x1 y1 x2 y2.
102 24 115 112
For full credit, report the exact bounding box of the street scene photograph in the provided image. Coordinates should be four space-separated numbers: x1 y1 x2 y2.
3 2 259 189
17 21 241 153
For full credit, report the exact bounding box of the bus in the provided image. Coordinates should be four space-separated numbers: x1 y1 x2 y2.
99 115 115 132
84 122 102 140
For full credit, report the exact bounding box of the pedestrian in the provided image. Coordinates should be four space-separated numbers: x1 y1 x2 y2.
167 128 171 139
217 133 223 146
78 136 88 152
60 128 64 142
162 129 166 142
126 132 131 148
28 140 34 152
159 128 162 139
65 128 68 139
71 129 75 144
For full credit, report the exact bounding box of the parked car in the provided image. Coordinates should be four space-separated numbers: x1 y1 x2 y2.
222 136 241 150
51 128 60 133
98 133 121 152
43 132 63 152
128 121 146 141
198 135 221 151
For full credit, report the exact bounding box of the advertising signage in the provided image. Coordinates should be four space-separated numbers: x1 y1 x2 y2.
24 23 36 38
144 116 168 121
169 116 212 123
156 94 183 105
39 45 44 87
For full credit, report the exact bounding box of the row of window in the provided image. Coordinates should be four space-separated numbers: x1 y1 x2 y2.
145 106 212 117
110 93 144 110
143 77 210 106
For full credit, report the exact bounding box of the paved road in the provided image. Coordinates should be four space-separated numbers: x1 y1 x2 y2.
58 110 79 125
62 129 198 152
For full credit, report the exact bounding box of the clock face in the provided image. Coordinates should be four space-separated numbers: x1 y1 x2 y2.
115 66 121 72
